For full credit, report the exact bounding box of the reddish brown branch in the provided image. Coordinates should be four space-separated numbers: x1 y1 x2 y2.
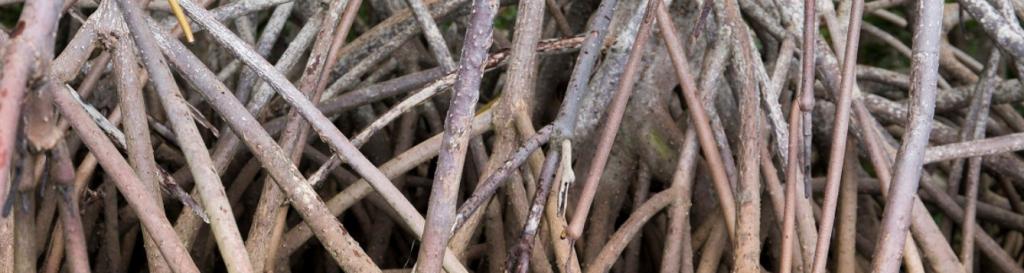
565 0 662 241
0 0 64 212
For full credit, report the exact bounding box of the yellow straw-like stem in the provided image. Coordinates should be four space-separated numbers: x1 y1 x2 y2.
167 0 194 43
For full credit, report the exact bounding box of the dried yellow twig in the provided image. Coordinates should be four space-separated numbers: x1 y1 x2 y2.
167 0 195 43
